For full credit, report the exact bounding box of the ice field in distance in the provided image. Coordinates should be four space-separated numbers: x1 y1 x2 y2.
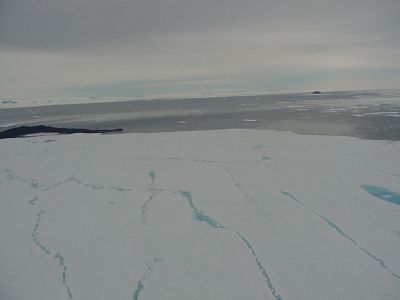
1 129 400 300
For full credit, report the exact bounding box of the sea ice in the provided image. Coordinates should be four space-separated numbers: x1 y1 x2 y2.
1 129 399 300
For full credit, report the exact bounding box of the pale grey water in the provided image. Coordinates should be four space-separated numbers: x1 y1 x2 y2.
1 90 400 140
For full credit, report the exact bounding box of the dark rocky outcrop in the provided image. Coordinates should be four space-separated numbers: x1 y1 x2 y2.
312 91 322 94
0 125 123 139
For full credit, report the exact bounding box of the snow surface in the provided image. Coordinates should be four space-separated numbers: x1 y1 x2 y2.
1 129 400 300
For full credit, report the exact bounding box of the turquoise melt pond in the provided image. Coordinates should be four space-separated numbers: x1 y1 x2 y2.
361 185 400 206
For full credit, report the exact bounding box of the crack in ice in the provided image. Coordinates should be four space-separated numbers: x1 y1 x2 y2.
32 208 51 255
118 156 258 206
219 163 251 199
176 190 282 299
3 159 286 299
137 171 281 299
2 169 134 193
2 169 44 190
119 157 283 298
372 169 400 179
141 171 157 223
29 196 75 299
177 190 224 229
132 281 144 300
132 257 163 300
235 231 283 300
60 176 133 192
280 191 400 280
2 170 76 300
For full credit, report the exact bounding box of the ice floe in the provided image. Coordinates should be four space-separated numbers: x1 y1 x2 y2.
1 129 400 300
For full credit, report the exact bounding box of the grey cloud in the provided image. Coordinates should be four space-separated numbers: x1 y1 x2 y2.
1 0 399 50
0 0 269 49
0 0 399 96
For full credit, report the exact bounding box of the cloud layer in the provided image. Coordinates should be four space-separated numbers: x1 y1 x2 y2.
1 0 399 96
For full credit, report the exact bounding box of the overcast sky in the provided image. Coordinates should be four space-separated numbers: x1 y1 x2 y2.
1 0 399 97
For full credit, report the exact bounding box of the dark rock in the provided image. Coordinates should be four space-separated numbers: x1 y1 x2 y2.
312 91 322 94
0 125 123 139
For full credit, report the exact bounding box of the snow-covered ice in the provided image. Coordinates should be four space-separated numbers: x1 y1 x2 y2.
1 129 400 300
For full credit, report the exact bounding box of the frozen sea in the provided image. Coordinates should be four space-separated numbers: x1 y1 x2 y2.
1 90 400 300
1 89 400 140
